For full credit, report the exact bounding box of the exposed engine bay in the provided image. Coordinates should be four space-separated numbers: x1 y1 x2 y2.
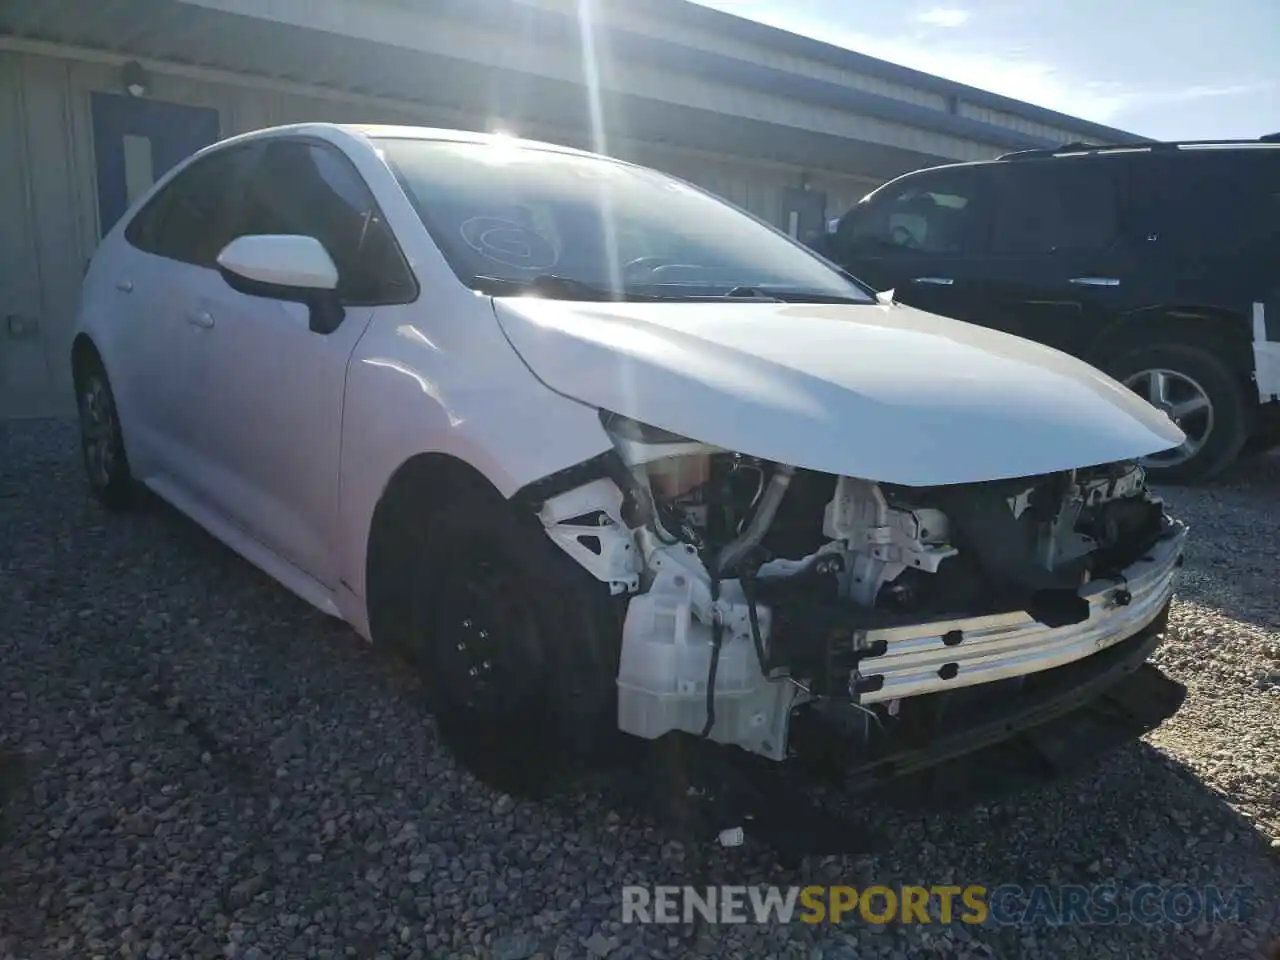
533 413 1186 763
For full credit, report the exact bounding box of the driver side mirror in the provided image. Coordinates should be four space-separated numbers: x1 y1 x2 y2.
216 234 346 335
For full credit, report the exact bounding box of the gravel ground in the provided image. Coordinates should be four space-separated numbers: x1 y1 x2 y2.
1 418 1278 960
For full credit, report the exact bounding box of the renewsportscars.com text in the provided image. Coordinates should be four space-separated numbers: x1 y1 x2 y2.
621 884 1255 927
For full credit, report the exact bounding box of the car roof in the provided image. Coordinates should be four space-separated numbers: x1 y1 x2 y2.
995 137 1280 162
205 122 619 164
115 121 673 236
873 138 1279 191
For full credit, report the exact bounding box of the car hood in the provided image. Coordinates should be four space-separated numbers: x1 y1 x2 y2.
491 296 1184 486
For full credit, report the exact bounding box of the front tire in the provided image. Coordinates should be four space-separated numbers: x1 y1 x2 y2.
1108 342 1249 485
397 490 623 797
75 358 136 510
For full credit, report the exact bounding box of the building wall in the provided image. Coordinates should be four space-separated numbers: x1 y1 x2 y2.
0 45 883 416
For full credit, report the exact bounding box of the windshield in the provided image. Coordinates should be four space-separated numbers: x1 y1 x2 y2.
374 136 874 303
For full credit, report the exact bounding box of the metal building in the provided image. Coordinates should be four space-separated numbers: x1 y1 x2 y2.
0 0 1145 417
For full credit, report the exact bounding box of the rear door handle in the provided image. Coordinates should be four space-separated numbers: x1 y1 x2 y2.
115 279 133 293
911 276 954 286
1069 276 1120 287
186 310 215 329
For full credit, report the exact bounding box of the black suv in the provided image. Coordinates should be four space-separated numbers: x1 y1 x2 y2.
817 138 1280 484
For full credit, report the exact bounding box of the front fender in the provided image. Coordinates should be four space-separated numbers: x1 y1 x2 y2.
335 300 613 607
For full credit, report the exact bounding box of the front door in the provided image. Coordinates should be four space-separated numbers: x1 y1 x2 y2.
830 166 993 323
972 158 1133 357
90 93 221 236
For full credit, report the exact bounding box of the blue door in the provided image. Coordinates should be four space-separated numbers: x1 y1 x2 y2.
90 92 221 236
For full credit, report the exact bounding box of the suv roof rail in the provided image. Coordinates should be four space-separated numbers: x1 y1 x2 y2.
996 136 1280 161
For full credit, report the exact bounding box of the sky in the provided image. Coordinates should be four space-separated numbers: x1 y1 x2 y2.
691 0 1279 140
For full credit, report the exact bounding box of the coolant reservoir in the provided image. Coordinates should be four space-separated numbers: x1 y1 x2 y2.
616 566 769 742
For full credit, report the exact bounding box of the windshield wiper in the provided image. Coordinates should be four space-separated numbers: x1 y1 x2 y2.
724 285 868 304
472 274 659 301
723 286 784 301
473 274 868 305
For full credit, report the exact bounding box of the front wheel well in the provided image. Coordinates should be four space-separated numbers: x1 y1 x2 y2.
364 453 509 648
1085 309 1255 385
1093 317 1257 483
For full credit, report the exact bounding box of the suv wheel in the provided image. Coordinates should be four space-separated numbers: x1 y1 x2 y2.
1109 343 1249 485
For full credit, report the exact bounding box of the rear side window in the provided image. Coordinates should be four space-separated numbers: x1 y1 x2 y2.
129 145 257 267
233 139 417 306
835 168 990 256
990 161 1119 255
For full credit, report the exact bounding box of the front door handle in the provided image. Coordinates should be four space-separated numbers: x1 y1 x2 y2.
1069 276 1120 287
115 279 133 293
911 276 954 286
186 310 215 329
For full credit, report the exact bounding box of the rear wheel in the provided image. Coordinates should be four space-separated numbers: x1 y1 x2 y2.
394 489 623 797
1108 342 1249 485
75 357 136 510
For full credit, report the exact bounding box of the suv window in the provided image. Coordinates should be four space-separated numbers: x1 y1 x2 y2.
1145 152 1280 256
990 161 1119 255
233 139 416 305
835 168 989 256
126 144 256 265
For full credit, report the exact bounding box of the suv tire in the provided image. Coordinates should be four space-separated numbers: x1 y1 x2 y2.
1107 342 1249 485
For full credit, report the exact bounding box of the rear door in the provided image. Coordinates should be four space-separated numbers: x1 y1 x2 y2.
103 144 258 480
968 157 1137 357
827 166 994 323
141 144 260 481
90 193 170 476
1142 150 1280 315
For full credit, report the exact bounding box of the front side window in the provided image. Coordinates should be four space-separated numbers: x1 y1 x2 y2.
128 144 256 266
374 137 873 303
835 169 989 257
234 139 416 305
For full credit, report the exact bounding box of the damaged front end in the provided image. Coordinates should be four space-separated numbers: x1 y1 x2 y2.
524 411 1188 791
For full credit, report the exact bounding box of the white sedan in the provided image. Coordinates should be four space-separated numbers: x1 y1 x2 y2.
72 123 1190 807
